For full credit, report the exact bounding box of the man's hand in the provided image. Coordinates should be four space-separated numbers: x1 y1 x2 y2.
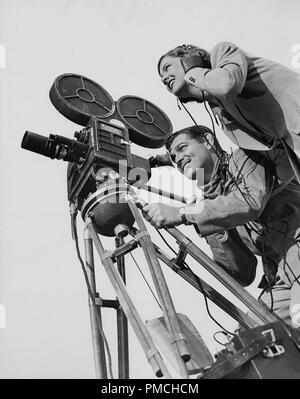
141 203 183 228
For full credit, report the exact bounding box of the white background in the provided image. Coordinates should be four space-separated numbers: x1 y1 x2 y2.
0 0 299 379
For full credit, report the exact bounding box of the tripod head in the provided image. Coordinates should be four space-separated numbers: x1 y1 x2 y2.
21 73 173 235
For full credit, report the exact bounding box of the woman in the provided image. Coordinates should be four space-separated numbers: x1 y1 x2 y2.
158 42 300 183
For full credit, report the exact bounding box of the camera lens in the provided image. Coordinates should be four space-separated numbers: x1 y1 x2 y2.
21 131 57 159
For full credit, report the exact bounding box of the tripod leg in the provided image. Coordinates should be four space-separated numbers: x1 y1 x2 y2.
153 243 258 329
166 227 278 325
127 199 190 379
115 236 129 379
86 216 171 378
84 227 107 379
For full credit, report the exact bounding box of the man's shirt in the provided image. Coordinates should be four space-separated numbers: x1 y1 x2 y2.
184 148 300 268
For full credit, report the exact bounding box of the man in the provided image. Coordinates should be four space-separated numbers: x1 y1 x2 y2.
158 42 300 183
141 125 300 327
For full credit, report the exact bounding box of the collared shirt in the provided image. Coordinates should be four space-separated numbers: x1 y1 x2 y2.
184 149 300 269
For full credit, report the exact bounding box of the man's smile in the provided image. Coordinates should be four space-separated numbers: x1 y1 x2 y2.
181 158 191 173
167 78 175 90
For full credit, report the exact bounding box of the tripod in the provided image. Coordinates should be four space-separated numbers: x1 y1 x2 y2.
76 181 284 379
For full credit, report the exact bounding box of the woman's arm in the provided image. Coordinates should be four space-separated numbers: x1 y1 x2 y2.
184 42 248 99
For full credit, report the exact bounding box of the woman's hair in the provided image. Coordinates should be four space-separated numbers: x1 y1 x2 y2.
157 44 211 75
165 125 223 155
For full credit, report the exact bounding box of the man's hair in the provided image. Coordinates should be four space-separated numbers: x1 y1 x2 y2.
157 44 211 75
165 125 223 155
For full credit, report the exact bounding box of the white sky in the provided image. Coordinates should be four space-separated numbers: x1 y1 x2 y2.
0 0 299 379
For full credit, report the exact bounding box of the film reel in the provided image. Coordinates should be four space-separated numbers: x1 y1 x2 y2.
50 73 173 148
116 96 172 148
49 74 115 126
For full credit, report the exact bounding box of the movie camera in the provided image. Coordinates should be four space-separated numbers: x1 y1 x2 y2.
21 73 173 236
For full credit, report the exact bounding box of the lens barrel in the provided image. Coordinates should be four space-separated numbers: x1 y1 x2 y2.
21 131 90 162
21 131 57 159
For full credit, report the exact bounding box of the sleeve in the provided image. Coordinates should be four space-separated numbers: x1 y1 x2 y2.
184 150 273 236
184 41 248 99
206 229 257 286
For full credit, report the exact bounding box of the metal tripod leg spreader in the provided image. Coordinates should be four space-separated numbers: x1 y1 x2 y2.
165 227 278 325
152 243 258 329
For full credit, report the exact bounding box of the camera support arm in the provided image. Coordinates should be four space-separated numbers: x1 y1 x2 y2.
166 227 278 325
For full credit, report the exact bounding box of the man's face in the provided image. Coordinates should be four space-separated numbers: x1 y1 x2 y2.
159 55 189 97
169 133 214 181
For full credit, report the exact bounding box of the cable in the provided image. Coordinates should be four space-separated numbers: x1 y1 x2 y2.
192 96 300 328
185 262 236 337
156 227 179 257
179 97 300 297
132 225 236 343
280 221 300 288
129 252 162 310
201 96 299 242
71 211 114 379
180 97 264 224
132 225 237 341
213 331 231 347
155 228 236 337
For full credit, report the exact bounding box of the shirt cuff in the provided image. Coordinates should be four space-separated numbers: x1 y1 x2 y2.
183 204 211 236
184 67 210 89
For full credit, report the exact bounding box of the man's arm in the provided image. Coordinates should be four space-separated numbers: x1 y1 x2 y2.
140 151 273 233
184 42 248 99
183 150 273 236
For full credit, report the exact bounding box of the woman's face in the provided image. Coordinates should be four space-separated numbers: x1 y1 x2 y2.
159 55 189 98
159 54 212 102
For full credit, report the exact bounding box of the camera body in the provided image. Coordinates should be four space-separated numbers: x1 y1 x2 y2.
67 117 150 209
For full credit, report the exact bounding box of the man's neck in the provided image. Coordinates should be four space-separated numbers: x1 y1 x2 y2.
198 152 219 188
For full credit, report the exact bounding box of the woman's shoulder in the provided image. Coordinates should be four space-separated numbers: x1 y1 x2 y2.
210 41 242 57
229 148 268 172
210 41 248 68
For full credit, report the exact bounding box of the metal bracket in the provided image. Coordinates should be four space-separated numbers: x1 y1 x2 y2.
173 242 189 268
262 328 285 358
95 297 119 309
173 248 187 268
120 138 131 146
